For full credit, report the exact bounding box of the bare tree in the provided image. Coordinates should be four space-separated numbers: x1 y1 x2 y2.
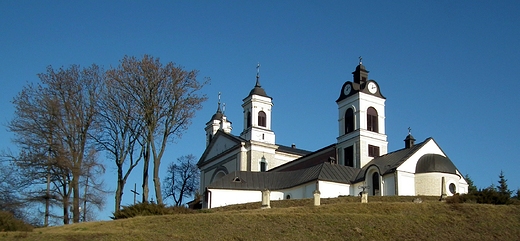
95 70 143 212
107 55 208 204
9 64 104 224
163 155 200 206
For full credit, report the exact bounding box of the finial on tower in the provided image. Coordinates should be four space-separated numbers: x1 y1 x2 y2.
408 127 412 135
255 63 261 87
217 92 222 113
359 56 362 65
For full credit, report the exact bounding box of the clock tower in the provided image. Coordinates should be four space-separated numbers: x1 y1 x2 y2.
336 59 388 168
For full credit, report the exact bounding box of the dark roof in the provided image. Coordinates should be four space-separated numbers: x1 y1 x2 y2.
415 154 457 174
246 77 271 99
352 138 432 183
276 144 312 156
207 162 359 191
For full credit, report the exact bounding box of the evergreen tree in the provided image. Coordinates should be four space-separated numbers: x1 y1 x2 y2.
465 174 478 194
497 171 511 197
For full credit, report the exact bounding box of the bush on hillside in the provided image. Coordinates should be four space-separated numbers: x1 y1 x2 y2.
447 187 511 205
112 202 193 219
0 210 33 232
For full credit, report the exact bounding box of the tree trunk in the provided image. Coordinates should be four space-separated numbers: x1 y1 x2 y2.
72 173 80 223
142 144 150 203
153 159 163 205
115 165 124 211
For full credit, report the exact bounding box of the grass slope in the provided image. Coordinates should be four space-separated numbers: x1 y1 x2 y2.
1 197 519 241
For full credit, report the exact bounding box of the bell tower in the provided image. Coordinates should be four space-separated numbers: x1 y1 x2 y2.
240 64 275 144
205 92 232 146
336 58 388 168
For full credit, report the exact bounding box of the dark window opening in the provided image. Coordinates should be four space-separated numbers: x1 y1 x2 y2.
208 134 213 143
449 183 456 194
345 108 354 134
286 194 291 200
247 111 251 128
372 172 380 196
260 161 267 172
367 107 378 133
232 177 242 183
344 146 354 167
368 145 380 157
258 111 266 127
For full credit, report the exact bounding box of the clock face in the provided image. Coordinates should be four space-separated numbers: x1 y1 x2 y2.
368 82 377 94
343 84 352 95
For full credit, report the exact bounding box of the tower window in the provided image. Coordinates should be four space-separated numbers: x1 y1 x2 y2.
345 108 354 134
260 158 267 172
368 145 380 157
367 107 378 133
247 111 251 128
258 111 266 127
344 146 354 167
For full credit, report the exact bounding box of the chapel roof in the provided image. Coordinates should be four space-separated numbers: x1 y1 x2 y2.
207 162 359 191
352 138 431 183
415 154 457 174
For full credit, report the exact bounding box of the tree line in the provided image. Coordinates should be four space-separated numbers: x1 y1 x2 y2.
1 55 207 225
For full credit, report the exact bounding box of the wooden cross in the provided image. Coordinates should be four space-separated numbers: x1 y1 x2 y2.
130 183 140 205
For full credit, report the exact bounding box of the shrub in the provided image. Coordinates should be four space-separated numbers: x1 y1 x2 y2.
0 210 33 232
112 202 193 219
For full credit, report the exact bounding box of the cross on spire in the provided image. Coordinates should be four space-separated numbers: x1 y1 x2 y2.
408 127 412 135
255 63 262 87
359 56 363 65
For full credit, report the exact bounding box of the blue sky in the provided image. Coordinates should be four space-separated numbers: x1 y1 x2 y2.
1 1 519 221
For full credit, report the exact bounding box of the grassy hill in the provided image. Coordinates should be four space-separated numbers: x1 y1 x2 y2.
2 196 520 241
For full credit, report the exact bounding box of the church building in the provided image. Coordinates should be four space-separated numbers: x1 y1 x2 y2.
197 61 468 208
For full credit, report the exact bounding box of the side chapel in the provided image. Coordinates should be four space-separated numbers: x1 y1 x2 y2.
196 60 468 208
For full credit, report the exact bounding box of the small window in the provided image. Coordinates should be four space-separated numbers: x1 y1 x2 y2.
258 111 266 127
247 111 252 128
260 161 267 172
285 194 291 200
368 145 380 157
367 107 378 133
345 108 354 134
449 183 456 194
232 177 242 183
344 146 354 167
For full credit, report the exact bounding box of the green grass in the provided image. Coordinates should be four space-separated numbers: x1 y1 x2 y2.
1 196 519 241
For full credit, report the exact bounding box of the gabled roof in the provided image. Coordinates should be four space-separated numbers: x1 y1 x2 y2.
197 130 244 167
197 130 311 168
207 162 359 191
352 138 432 183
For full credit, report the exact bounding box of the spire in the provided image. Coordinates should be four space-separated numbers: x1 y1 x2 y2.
404 127 416 149
255 63 261 87
247 63 270 98
216 92 222 113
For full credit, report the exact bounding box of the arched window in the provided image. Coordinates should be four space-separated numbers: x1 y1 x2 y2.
260 156 267 172
258 111 266 127
247 111 252 128
372 172 380 196
345 108 354 134
367 107 378 133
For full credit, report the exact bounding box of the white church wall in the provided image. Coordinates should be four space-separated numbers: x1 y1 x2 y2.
207 189 260 208
280 182 317 199
382 174 395 196
205 137 239 161
318 181 350 198
415 172 465 196
201 152 240 191
397 171 415 195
